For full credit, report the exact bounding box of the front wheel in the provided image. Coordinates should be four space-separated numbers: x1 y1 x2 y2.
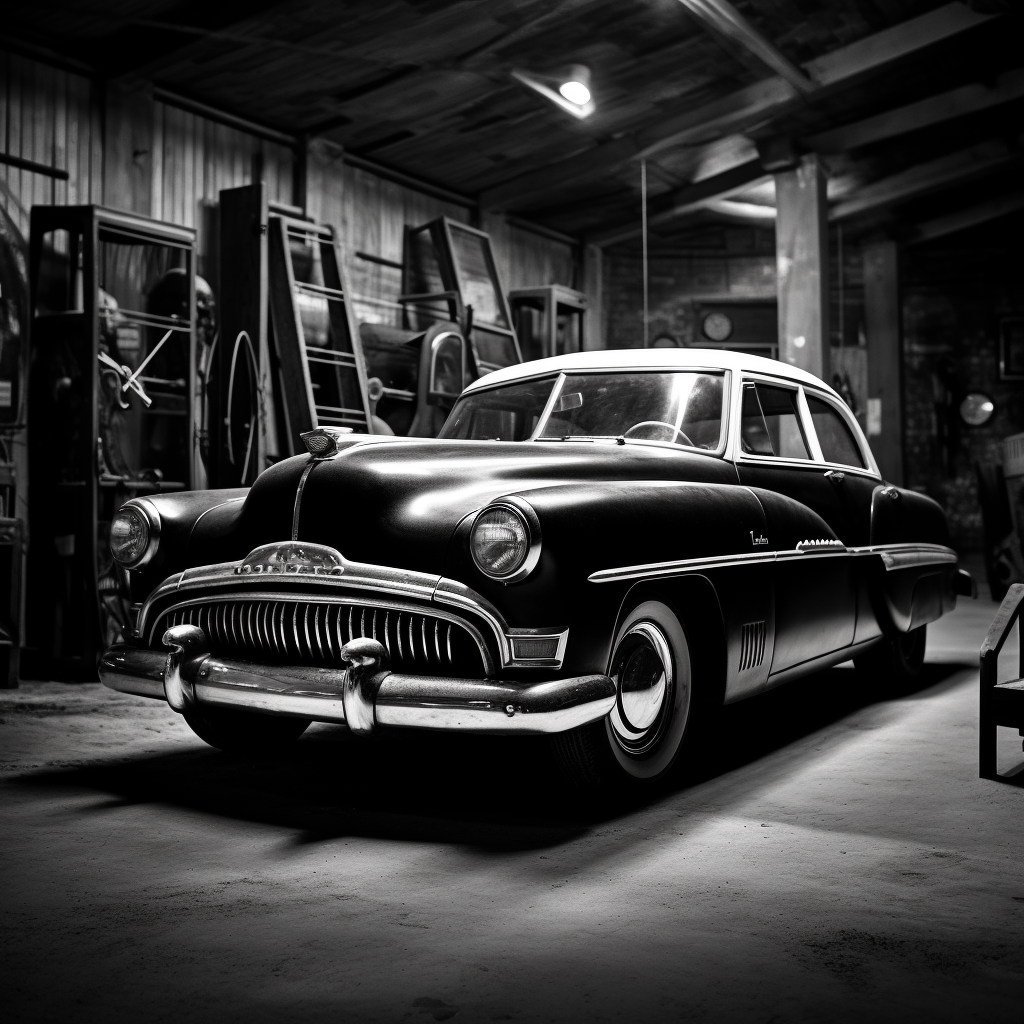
550 600 695 790
854 624 927 691
182 705 311 753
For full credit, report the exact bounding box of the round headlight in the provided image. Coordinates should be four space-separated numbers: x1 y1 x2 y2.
109 502 159 568
470 504 539 583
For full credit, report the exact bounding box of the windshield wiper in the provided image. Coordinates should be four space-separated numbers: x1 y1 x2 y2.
536 435 627 445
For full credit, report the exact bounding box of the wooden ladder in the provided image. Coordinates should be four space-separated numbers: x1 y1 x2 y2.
267 213 372 453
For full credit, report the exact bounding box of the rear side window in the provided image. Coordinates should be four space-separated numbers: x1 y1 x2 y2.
806 395 866 468
740 384 810 460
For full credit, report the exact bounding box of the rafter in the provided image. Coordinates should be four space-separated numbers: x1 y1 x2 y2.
908 189 1024 244
587 160 768 246
806 69 1024 153
674 0 815 94
479 2 996 212
830 141 1020 222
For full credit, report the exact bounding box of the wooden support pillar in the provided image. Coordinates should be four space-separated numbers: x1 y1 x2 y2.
863 238 903 485
102 80 155 215
774 154 829 381
582 244 604 350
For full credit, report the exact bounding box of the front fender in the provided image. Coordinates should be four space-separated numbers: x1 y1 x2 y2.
125 488 248 600
442 480 769 675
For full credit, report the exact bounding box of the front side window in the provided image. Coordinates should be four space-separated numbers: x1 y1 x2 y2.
806 395 866 468
439 371 726 449
740 383 810 460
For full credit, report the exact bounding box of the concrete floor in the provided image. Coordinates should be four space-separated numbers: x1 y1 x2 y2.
2 598 1022 1024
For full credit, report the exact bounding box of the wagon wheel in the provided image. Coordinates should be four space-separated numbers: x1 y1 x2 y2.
622 420 693 446
550 600 697 789
854 625 927 691
182 706 311 753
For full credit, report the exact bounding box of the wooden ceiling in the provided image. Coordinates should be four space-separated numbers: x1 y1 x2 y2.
5 0 1022 247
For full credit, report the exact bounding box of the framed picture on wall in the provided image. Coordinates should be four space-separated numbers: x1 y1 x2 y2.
1000 317 1024 380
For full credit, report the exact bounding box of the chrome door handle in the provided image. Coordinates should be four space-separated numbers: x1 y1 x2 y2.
824 470 845 484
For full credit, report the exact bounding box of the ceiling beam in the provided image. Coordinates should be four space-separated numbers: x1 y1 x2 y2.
76 2 295 79
908 189 1024 244
479 2 997 212
673 0 815 94
806 68 1024 153
587 160 768 246
830 140 1020 222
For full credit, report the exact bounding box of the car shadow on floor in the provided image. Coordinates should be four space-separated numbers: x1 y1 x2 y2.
10 662 974 849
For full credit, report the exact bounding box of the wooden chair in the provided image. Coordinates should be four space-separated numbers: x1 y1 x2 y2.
980 583 1024 780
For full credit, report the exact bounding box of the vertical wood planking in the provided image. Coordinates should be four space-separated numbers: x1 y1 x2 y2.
0 49 9 224
2 46 583 342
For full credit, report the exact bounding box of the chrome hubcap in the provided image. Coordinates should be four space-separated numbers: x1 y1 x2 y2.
609 622 673 753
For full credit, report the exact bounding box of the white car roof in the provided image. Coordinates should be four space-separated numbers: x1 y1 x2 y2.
464 347 837 397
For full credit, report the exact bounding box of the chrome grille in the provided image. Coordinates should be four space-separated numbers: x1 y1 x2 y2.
153 598 487 676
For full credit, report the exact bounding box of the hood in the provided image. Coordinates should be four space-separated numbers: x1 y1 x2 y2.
227 436 736 575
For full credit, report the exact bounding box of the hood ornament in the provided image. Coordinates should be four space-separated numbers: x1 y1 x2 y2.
301 426 353 460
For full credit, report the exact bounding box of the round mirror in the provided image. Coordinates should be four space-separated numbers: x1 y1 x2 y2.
959 392 995 427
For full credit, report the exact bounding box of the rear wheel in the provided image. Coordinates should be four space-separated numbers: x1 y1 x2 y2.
551 600 695 790
854 624 927 690
182 705 311 753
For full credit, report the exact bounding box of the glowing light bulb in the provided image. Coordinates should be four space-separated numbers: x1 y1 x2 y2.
559 80 591 106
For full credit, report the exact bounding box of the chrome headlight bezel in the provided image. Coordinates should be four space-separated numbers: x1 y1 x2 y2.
469 500 542 584
109 497 162 569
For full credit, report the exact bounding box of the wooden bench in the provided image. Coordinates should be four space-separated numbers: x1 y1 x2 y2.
980 583 1024 780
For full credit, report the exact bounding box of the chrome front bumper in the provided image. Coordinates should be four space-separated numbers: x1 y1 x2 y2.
99 627 615 737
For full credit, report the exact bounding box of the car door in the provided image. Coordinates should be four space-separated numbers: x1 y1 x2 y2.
803 390 880 547
801 389 885 646
734 379 856 675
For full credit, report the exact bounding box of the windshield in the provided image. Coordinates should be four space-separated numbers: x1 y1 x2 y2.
439 370 726 450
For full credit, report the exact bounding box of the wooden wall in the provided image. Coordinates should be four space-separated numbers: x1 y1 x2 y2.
1 50 581 326
150 97 294 286
304 140 580 327
0 50 103 241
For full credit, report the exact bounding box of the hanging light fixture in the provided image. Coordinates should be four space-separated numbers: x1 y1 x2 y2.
511 64 595 119
558 65 592 106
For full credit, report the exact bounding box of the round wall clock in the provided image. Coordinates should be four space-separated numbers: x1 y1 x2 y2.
702 311 733 342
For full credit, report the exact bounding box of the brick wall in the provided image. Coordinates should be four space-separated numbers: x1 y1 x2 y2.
902 225 1024 550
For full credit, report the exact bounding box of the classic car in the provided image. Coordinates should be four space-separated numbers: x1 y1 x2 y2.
100 349 974 789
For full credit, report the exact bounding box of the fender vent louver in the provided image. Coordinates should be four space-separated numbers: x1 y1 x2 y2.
739 621 766 672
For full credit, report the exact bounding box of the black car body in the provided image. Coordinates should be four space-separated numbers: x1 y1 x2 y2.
100 349 972 786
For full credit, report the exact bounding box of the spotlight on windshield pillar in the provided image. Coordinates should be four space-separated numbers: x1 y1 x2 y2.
559 65 592 106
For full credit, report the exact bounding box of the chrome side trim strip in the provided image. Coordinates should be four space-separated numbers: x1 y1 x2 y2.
291 461 318 540
589 550 772 583
853 543 958 570
589 542 958 583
